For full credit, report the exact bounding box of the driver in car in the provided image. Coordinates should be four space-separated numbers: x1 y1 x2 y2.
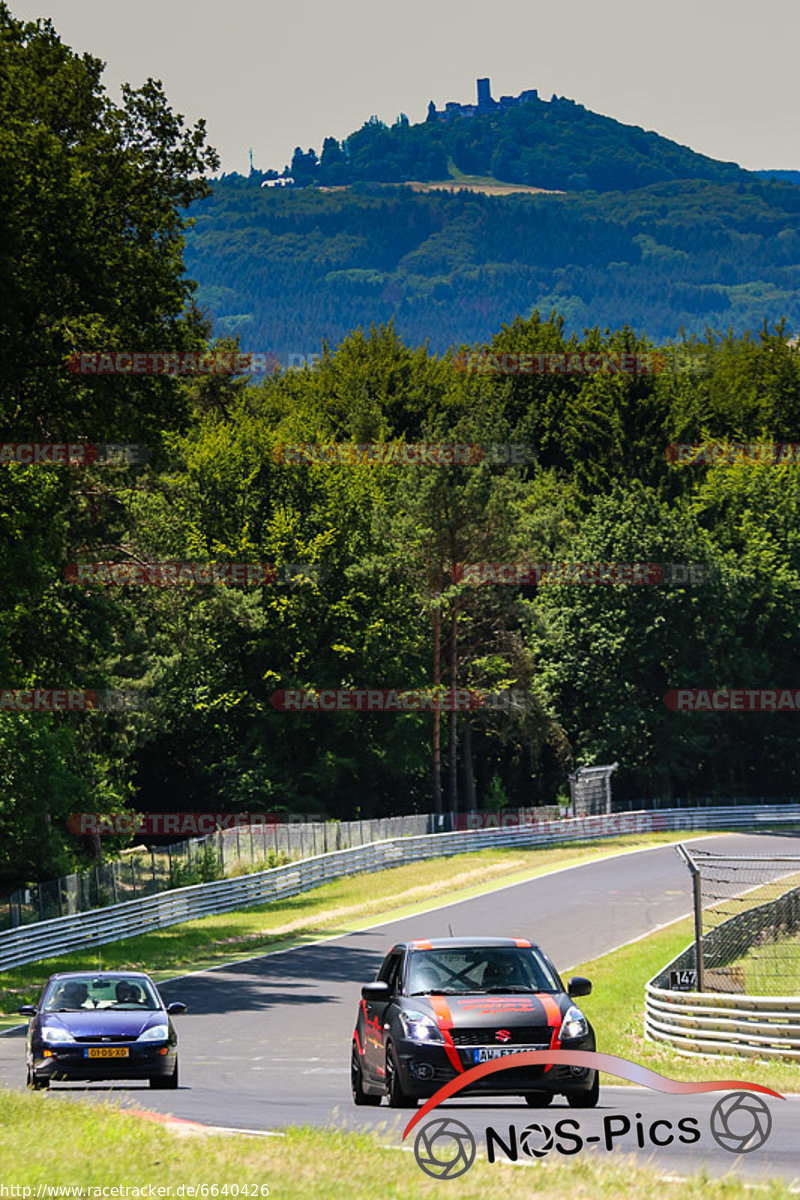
482 956 529 990
57 981 90 1009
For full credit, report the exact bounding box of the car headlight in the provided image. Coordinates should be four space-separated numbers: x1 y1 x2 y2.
559 1005 589 1041
137 1024 170 1042
398 1010 444 1042
41 1025 75 1044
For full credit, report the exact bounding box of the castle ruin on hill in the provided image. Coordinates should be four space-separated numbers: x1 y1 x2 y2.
427 78 540 122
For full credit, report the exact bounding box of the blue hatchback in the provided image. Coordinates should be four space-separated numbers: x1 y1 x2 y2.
19 971 185 1090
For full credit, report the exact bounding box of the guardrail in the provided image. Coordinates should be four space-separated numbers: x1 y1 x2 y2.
2 804 799 974
646 871 800 1061
3 808 564 930
645 985 800 1061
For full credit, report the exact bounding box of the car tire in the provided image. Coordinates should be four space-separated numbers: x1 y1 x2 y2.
386 1044 418 1109
150 1059 179 1090
567 1071 599 1108
351 1043 381 1107
524 1092 553 1106
29 1068 49 1091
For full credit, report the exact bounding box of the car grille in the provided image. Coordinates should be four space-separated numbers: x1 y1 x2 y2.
73 1035 133 1043
450 1026 550 1047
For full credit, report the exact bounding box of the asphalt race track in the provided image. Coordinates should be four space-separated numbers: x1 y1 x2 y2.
2 832 798 1184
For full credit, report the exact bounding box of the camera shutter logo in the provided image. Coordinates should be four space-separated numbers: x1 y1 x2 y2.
414 1117 476 1179
519 1121 555 1158
710 1092 772 1154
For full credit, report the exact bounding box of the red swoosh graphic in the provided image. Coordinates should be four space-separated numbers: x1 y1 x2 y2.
401 1050 785 1140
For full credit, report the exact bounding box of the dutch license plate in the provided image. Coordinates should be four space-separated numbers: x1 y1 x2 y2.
473 1045 542 1063
85 1047 129 1058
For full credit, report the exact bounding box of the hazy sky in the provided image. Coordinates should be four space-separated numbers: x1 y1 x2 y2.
11 0 800 175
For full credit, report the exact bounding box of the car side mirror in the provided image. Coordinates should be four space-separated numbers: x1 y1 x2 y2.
361 981 391 1002
568 976 592 998
166 1002 187 1015
18 1005 36 1017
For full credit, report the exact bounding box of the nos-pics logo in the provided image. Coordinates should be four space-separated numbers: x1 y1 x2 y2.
403 1052 782 1181
413 1093 773 1180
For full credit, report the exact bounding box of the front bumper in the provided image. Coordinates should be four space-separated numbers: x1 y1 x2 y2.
31 1043 176 1082
393 1034 596 1099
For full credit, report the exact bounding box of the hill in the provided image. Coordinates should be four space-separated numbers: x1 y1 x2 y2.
753 169 800 185
184 173 800 354
281 78 750 194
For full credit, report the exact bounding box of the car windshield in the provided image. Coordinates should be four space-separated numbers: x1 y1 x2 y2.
42 975 161 1012
407 947 560 995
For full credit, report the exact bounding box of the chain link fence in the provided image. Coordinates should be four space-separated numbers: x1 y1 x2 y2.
1 813 437 931
676 847 800 994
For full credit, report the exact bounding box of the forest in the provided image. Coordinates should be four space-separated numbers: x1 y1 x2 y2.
2 3 800 891
185 173 800 351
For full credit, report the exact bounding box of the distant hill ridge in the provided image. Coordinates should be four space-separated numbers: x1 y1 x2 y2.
278 76 751 193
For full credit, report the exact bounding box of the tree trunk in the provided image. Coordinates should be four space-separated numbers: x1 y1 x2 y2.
432 599 442 818
448 605 458 817
463 718 477 812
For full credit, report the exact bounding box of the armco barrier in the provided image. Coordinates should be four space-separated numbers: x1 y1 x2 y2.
646 985 800 1062
2 805 799 973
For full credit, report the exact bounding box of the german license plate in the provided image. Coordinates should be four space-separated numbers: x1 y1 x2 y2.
85 1047 129 1058
473 1045 542 1063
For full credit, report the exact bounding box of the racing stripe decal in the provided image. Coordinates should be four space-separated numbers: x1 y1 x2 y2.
536 994 562 1074
428 995 465 1075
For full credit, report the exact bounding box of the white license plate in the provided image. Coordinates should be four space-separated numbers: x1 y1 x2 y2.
472 1044 543 1063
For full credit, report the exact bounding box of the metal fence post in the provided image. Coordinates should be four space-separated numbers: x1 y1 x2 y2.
677 843 704 992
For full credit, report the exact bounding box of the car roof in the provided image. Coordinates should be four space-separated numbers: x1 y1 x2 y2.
396 938 540 950
46 971 153 981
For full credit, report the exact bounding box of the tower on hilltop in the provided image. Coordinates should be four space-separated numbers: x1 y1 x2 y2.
477 77 493 110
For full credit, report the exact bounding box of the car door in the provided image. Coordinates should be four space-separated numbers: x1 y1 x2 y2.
363 950 403 1084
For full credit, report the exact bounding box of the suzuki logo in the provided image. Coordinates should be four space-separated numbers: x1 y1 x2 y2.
495 1029 512 1043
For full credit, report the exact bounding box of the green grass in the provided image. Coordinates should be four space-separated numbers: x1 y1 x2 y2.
725 930 800 995
0 1091 795 1197
0 831 700 1016
571 917 800 1094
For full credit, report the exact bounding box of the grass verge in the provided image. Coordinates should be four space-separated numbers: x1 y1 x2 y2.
727 931 800 994
1 831 703 1016
0 1091 794 1197
571 918 800 1094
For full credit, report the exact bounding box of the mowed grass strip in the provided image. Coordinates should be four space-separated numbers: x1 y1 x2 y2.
0 1091 792 1198
570 918 800 1095
727 931 800 995
0 831 698 1013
